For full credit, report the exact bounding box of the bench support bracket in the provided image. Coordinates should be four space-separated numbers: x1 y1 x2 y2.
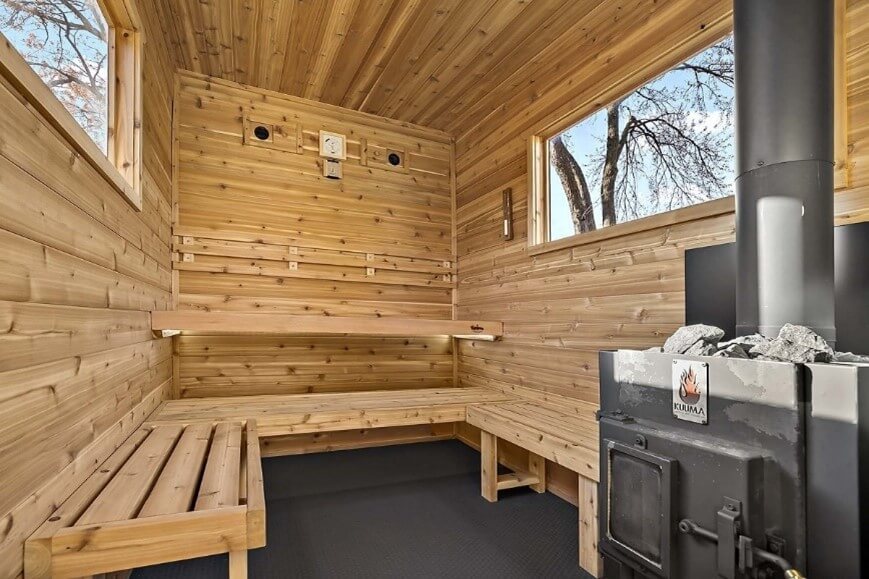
480 432 548 502
229 550 248 579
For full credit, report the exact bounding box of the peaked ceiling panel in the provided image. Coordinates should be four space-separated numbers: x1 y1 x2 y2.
153 0 559 131
152 0 730 136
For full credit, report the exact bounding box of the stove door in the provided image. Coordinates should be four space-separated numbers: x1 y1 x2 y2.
600 417 766 579
604 439 676 577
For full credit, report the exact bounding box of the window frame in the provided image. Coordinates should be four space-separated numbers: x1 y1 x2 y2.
528 6 849 256
0 0 143 210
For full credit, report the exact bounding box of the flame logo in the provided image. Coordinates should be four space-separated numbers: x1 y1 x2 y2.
679 366 702 405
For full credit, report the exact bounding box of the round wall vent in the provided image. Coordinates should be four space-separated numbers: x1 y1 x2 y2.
253 125 271 141
387 152 402 166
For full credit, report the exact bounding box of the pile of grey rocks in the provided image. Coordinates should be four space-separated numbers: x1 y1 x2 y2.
648 323 869 365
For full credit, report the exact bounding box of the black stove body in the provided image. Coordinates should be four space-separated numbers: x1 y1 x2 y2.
597 351 869 579
597 350 805 579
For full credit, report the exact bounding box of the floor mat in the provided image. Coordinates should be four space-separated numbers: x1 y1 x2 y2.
132 440 592 579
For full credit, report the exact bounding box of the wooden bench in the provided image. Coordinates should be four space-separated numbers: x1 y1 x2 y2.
145 387 516 436
466 400 602 577
25 421 265 579
25 387 596 577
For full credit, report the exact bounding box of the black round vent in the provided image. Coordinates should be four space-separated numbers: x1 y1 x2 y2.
253 125 270 141
387 152 402 166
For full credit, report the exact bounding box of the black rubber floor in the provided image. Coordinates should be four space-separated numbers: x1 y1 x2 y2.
132 440 593 579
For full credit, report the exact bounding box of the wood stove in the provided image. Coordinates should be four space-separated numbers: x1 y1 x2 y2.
595 1 869 577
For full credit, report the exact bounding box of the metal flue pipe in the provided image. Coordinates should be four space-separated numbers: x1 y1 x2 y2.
733 0 836 344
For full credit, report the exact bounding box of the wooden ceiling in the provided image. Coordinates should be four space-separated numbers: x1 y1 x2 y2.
149 0 733 135
146 0 612 134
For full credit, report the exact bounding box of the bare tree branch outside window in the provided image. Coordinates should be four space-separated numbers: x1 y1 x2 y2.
1 0 109 152
548 38 734 239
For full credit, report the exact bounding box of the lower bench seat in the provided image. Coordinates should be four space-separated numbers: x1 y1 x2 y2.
25 421 265 579
466 400 599 483
145 387 516 436
466 400 602 577
26 388 600 578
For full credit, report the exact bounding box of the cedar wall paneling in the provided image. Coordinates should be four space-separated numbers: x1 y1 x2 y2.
0 1 174 575
174 73 456 398
454 0 869 442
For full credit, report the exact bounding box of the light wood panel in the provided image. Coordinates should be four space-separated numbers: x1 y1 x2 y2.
455 421 580 507
145 387 516 437
0 0 175 576
174 72 453 311
25 422 264 579
467 402 598 482
149 0 537 130
173 71 458 399
453 0 869 502
173 334 453 398
260 423 456 457
146 0 750 139
152 311 502 337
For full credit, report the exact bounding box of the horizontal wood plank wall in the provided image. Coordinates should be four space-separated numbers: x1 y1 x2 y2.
176 335 453 398
174 72 456 398
453 0 869 491
0 1 175 576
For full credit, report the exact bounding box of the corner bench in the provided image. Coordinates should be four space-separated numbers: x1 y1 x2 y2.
25 387 601 578
467 400 602 577
144 387 515 436
25 421 265 579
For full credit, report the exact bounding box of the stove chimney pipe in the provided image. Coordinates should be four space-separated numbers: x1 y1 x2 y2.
734 0 836 345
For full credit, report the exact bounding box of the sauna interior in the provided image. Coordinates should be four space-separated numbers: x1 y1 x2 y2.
1 0 868 578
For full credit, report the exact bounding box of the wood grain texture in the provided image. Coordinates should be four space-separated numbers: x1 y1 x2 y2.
172 334 454 398
139 423 213 517
145 387 516 437
455 421 580 507
259 423 456 457
173 71 458 398
25 422 265 579
152 311 501 336
0 0 175 576
150 0 536 130
579 475 603 578
174 71 453 318
454 0 869 491
467 401 598 482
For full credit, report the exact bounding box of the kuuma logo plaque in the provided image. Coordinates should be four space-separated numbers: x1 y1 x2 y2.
672 359 708 424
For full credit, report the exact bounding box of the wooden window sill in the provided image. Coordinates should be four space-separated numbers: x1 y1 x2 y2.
528 196 735 256
0 32 141 210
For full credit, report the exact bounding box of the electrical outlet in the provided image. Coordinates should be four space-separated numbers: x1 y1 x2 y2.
324 158 342 179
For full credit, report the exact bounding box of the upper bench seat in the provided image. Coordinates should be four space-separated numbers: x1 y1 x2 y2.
151 311 503 339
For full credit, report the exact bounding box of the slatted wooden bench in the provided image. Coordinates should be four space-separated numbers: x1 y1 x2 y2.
466 400 602 578
144 387 516 436
25 421 265 579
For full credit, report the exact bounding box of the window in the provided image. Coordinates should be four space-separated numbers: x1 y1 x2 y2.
531 37 735 245
0 0 142 209
1 1 110 151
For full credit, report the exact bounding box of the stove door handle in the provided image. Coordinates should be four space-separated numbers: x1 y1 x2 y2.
678 517 806 578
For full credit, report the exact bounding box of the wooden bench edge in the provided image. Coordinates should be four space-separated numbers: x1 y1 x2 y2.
27 507 249 579
245 420 266 549
466 405 600 482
